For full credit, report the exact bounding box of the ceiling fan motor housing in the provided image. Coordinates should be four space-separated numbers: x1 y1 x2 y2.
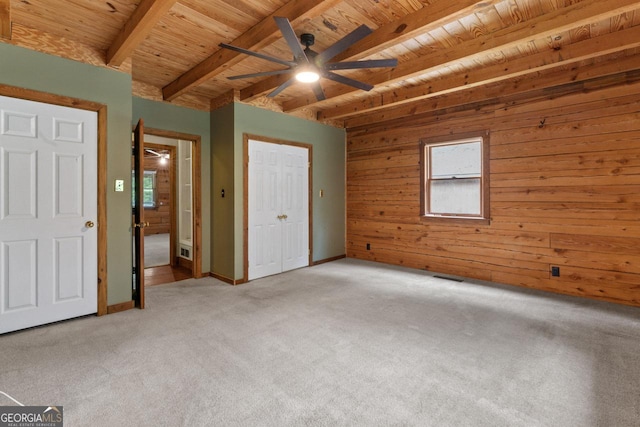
300 33 315 47
220 16 398 100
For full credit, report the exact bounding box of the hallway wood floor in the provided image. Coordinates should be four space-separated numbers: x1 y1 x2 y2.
144 265 192 286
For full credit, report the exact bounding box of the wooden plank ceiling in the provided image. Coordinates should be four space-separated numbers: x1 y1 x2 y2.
4 0 640 127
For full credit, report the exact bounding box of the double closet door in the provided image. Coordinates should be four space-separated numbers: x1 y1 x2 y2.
248 140 309 280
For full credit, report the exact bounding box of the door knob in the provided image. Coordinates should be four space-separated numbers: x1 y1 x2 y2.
134 221 150 228
282 214 288 220
85 221 95 228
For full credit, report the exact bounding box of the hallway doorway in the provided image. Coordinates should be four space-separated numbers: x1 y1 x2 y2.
132 127 202 294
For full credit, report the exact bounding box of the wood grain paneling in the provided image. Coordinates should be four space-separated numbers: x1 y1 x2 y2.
0 0 10 39
107 0 178 66
143 153 171 235
346 77 640 307
8 0 640 121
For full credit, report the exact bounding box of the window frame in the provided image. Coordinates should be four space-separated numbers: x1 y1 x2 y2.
420 131 490 225
142 170 157 208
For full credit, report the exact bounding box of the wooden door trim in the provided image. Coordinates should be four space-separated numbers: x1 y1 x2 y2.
144 127 203 278
0 84 109 316
243 133 313 283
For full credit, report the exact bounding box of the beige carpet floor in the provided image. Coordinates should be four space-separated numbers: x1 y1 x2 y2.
1 259 639 426
144 233 170 267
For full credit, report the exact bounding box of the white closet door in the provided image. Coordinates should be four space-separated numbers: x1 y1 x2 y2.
248 140 283 280
248 140 309 281
0 95 98 334
281 144 309 272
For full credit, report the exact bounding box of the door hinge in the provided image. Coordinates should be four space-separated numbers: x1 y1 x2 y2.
308 249 311 256
132 267 136 275
308 162 311 168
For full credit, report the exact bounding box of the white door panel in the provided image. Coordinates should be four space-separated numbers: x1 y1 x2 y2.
249 141 282 280
2 239 37 312
2 148 37 219
54 236 84 301
55 154 84 217
281 144 308 272
248 140 309 280
0 95 97 334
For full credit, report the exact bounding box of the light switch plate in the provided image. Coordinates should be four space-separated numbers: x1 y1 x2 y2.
115 179 124 192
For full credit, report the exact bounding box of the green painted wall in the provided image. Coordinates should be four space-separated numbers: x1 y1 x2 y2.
132 97 211 273
211 104 236 279
211 103 346 280
1 43 346 298
0 43 134 305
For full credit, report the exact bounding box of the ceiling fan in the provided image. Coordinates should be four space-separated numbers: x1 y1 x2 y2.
219 16 398 101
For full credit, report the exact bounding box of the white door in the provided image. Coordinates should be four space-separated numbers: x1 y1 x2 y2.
248 140 308 280
0 95 98 334
280 144 309 272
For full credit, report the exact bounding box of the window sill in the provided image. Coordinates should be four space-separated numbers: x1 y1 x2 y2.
420 215 491 226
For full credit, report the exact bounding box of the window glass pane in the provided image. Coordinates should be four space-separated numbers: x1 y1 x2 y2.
143 189 155 205
138 170 156 208
430 178 481 215
143 175 154 189
431 140 481 178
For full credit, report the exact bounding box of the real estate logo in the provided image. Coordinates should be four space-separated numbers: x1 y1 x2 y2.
0 406 63 427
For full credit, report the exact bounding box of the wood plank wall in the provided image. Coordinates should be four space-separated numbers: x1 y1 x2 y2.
144 155 171 235
346 80 640 307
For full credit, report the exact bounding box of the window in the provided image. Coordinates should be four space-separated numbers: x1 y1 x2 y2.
420 131 490 223
132 170 157 208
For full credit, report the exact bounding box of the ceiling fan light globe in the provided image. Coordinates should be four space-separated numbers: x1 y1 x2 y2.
296 70 320 83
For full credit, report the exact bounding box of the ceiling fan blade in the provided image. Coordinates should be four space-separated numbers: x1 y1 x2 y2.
267 77 296 98
227 69 293 80
316 25 372 64
274 16 308 63
312 82 326 101
219 43 296 67
323 71 374 92
325 58 398 70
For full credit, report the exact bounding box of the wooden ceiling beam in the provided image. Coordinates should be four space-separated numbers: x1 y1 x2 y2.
239 0 499 101
319 24 640 120
284 0 640 112
343 53 640 130
162 0 343 102
107 0 178 67
0 0 11 39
